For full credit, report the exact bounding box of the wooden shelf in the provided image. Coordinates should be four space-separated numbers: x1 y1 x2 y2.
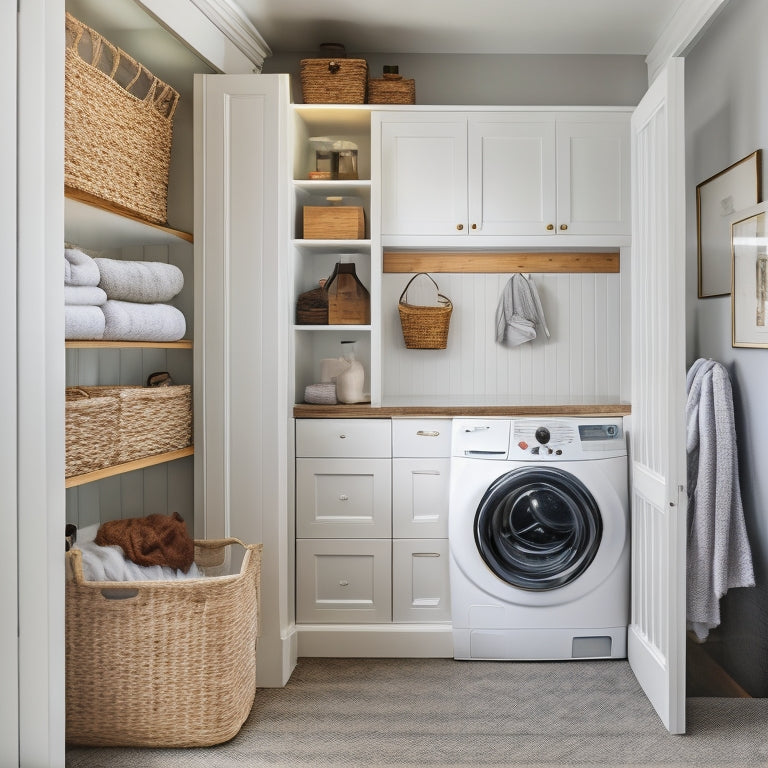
383 251 620 274
65 446 194 488
65 339 193 349
65 188 193 247
294 325 371 332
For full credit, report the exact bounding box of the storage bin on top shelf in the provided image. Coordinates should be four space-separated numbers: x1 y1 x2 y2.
64 12 179 225
65 537 262 747
65 384 192 477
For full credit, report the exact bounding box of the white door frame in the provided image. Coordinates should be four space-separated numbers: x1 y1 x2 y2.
1 0 19 763
17 0 66 765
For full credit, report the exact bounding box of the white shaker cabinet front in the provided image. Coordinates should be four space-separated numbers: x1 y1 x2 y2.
379 115 467 236
377 110 630 239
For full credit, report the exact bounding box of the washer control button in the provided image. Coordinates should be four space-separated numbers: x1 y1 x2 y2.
518 441 529 450
535 426 551 444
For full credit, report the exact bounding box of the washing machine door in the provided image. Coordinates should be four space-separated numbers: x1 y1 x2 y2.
474 466 602 591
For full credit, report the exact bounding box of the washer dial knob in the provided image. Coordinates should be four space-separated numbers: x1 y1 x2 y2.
535 426 551 445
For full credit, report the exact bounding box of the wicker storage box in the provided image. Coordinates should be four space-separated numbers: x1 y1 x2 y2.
303 206 365 239
300 57 368 104
65 387 121 477
368 74 416 104
398 273 453 349
64 13 180 225
65 384 192 476
296 283 329 324
65 538 262 747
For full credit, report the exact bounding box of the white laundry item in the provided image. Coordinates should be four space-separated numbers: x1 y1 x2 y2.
64 285 108 306
64 247 101 287
686 358 755 641
95 257 184 303
495 273 550 348
102 299 186 342
74 539 202 582
65 305 105 340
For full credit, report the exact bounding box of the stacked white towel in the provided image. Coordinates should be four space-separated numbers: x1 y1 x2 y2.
64 248 106 339
686 358 755 641
95 258 186 342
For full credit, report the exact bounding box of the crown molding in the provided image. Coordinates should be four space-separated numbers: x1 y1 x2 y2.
188 0 272 69
646 0 730 83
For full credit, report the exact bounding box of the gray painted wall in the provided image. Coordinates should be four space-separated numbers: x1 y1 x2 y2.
263 51 648 106
686 0 768 697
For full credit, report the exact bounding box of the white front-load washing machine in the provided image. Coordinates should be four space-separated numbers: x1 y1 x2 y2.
449 417 629 661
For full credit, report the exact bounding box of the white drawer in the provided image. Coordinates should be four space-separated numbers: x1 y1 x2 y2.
296 458 392 538
296 538 392 623
296 419 391 458
392 418 451 457
392 458 449 538
392 539 450 623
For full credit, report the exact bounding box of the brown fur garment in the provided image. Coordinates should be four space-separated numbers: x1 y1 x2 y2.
95 511 194 572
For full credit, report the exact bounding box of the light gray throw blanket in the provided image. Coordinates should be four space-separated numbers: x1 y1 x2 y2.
64 248 100 287
65 305 105 340
64 285 107 306
495 273 551 347
102 300 186 342
686 358 754 641
95 257 184 303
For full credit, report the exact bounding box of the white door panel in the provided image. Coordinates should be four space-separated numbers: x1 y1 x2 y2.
629 58 687 735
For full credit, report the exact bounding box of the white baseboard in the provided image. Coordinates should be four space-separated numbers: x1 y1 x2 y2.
297 623 454 658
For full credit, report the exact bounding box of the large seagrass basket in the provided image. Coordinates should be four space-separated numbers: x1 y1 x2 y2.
300 57 368 103
398 273 453 349
65 538 262 747
64 12 179 224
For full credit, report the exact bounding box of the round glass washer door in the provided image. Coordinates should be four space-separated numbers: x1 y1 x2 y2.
474 466 602 591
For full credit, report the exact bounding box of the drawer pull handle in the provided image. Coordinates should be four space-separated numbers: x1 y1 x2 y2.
339 579 350 586
412 470 440 476
416 430 440 437
338 434 347 439
412 552 440 558
339 493 349 501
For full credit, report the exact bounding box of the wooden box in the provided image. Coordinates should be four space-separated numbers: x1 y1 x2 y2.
303 206 365 240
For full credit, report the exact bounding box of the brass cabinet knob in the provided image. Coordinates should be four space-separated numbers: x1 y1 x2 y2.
546 224 554 231
560 223 568 231
471 223 477 230
456 223 464 231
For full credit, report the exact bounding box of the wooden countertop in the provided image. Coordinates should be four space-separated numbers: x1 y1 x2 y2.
293 396 631 419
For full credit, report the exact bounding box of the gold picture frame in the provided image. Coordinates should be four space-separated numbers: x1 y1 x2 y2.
731 201 768 348
697 150 762 298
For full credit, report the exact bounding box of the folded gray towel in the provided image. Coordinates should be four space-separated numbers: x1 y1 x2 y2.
95 258 184 303
65 305 105 340
64 248 100 287
64 285 108 307
102 300 186 342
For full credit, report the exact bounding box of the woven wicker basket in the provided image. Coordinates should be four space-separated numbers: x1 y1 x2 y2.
300 57 368 104
296 284 328 324
65 538 261 747
398 273 453 349
64 13 179 224
65 385 192 476
368 74 416 104
65 387 121 477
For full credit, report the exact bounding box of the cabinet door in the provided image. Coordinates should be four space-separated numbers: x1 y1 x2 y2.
297 458 392 538
392 458 449 538
379 115 467 236
297 538 392 623
392 539 450 622
468 116 556 235
556 116 630 236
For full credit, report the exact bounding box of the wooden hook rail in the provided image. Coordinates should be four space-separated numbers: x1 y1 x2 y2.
382 251 620 274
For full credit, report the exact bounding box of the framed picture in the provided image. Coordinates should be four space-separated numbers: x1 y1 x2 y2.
731 201 768 348
697 150 762 298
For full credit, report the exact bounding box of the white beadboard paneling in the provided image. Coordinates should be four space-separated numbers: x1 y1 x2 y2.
381 272 623 399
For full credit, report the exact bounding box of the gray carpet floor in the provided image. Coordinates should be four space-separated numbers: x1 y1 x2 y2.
65 657 768 767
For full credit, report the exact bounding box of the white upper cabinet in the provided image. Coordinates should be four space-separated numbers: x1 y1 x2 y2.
379 114 467 236
555 116 630 236
377 110 630 240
